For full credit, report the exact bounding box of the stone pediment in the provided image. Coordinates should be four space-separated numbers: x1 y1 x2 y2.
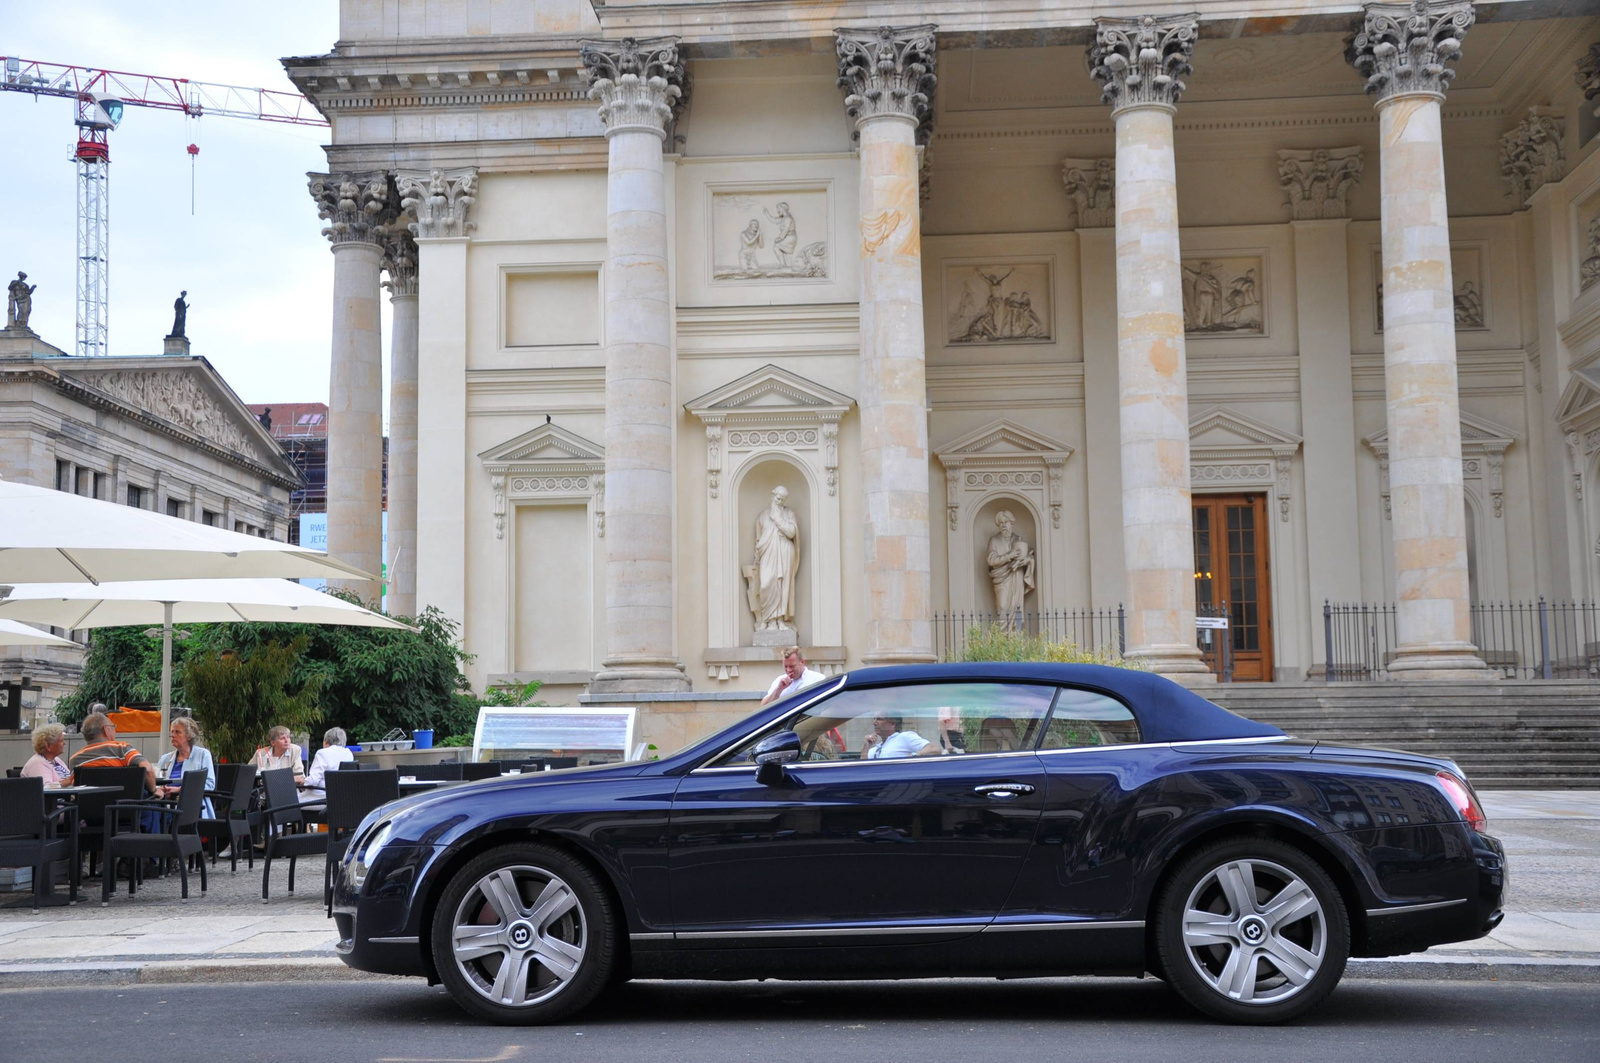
935 419 1074 466
1189 406 1302 455
478 422 605 469
1365 410 1515 456
58 358 288 478
684 365 854 421
1556 367 1600 430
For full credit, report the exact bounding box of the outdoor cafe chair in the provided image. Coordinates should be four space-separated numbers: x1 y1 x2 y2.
257 766 328 903
322 768 399 915
101 769 207 904
0 776 80 913
199 763 257 872
460 762 502 782
4 767 21 778
518 757 579 772
72 765 146 879
395 762 462 782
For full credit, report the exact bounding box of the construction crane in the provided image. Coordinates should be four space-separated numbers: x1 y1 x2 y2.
0 55 328 357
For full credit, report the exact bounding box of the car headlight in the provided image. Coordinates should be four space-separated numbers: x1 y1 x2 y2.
350 820 394 891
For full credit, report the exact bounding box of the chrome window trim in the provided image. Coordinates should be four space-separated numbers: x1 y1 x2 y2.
689 748 1041 776
1364 898 1467 917
981 920 1145 933
691 734 1291 773
699 675 846 767
1035 735 1290 758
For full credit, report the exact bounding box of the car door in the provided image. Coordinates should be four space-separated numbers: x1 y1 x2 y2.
666 680 1055 945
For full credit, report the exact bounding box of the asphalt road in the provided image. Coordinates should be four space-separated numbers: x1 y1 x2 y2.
3 976 1596 1062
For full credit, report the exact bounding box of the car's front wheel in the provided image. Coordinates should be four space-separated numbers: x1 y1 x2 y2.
431 842 617 1024
1153 837 1349 1024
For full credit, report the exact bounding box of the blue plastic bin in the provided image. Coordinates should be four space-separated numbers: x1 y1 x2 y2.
413 728 434 750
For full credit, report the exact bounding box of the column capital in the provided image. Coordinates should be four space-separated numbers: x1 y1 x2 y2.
1087 14 1197 116
1498 109 1566 210
1347 1 1474 105
1578 43 1600 114
307 171 394 247
1060 157 1116 228
835 25 937 143
579 37 685 140
382 228 419 298
396 168 478 240
1277 147 1364 220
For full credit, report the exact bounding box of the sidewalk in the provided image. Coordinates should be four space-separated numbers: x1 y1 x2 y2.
0 791 1596 988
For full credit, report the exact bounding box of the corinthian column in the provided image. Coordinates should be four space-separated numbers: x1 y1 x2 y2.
1088 16 1210 680
581 37 690 692
308 172 392 604
383 229 419 618
1350 1 1489 678
837 26 938 665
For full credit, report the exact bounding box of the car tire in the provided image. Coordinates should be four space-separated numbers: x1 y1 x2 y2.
1153 836 1349 1024
431 842 618 1025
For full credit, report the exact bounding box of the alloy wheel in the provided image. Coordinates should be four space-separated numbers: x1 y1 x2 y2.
450 864 587 1008
1180 857 1327 1005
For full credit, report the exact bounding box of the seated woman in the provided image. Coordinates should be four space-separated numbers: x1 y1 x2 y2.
155 716 216 816
302 727 354 800
250 726 306 786
21 723 72 786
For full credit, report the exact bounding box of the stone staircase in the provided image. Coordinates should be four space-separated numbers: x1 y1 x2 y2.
1205 681 1600 789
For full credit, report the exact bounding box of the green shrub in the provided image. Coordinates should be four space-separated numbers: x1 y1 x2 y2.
184 638 324 765
952 624 1139 667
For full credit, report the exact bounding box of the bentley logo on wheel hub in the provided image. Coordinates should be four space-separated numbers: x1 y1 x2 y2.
1239 916 1268 944
509 921 534 949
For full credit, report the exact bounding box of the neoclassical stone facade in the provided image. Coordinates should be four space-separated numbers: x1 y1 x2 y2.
286 1 1600 729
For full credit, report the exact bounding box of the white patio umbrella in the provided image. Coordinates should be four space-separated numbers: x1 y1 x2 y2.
0 579 411 734
0 618 77 648
0 479 374 584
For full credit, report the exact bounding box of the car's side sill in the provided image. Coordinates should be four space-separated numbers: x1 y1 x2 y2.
1365 898 1468 917
367 935 420 944
981 920 1145 933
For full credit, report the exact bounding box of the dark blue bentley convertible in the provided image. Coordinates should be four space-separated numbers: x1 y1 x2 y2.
330 663 1506 1025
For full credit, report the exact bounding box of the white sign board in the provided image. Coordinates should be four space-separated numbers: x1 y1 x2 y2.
1195 616 1230 630
472 706 637 766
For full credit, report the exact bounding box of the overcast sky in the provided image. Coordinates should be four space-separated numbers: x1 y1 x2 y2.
2 2 383 411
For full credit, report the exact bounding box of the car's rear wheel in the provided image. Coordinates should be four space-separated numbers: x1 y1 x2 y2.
1153 837 1349 1024
431 842 617 1025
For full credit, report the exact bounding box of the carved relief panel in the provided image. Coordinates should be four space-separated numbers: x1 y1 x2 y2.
1181 253 1265 337
942 259 1054 346
709 183 832 283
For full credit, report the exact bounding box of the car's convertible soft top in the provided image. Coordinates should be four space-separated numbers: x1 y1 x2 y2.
836 662 1285 744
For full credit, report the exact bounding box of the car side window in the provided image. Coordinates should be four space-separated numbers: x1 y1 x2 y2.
714 682 1059 766
1039 687 1141 750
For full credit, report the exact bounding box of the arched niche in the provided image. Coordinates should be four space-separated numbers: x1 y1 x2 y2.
736 456 814 647
686 365 854 681
970 495 1042 617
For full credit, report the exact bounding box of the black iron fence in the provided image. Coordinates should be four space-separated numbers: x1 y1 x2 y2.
1324 599 1600 681
933 608 1125 662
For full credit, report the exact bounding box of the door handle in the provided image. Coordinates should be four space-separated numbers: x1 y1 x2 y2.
974 782 1035 799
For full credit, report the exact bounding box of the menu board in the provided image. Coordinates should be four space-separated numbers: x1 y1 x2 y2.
472 706 637 765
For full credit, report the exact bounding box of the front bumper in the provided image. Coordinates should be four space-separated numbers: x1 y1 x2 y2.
332 844 438 978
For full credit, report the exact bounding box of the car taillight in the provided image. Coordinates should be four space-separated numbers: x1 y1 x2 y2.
1436 771 1487 833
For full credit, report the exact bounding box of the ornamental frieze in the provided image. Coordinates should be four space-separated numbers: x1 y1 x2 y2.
76 370 263 461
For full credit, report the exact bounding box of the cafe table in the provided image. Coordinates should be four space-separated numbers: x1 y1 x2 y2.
0 784 122 909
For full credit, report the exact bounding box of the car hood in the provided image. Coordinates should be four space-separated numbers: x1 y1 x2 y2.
373 760 653 826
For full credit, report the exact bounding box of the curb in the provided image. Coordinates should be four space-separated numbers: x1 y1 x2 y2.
0 955 406 989
4 954 1599 991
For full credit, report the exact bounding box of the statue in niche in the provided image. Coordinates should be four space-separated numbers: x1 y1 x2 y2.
6 272 36 332
746 485 800 639
986 510 1035 627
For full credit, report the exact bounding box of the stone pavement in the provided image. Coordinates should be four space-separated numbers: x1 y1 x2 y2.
0 791 1596 988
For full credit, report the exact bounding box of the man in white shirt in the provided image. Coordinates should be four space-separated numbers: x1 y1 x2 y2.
761 647 827 706
301 726 355 800
863 715 931 759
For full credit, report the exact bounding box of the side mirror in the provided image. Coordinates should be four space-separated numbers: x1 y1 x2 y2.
752 730 800 786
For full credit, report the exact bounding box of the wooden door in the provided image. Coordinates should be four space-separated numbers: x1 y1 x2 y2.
1192 494 1273 682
